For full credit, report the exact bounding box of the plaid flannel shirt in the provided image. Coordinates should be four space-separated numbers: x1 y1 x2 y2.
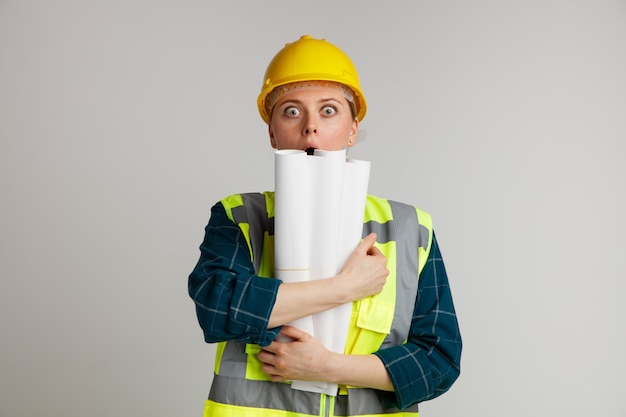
189 200 462 409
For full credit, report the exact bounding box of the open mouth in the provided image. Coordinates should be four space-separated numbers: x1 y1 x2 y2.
305 147 315 155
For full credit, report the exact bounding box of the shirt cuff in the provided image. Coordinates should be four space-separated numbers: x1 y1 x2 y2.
234 274 283 347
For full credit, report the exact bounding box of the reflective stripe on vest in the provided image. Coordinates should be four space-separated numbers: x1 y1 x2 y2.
362 197 430 350
224 192 274 274
212 192 431 416
206 374 419 416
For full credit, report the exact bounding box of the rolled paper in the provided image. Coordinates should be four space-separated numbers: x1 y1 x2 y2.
273 148 370 396
274 149 311 272
339 158 371 269
315 157 371 356
307 149 347 395
308 149 346 281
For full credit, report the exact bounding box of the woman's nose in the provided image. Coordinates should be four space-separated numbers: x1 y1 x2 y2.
303 116 318 135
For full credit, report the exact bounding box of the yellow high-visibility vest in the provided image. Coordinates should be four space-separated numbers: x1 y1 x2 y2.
204 192 433 417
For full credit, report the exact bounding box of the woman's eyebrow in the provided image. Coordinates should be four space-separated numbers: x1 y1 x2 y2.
279 97 341 106
277 97 344 107
318 97 343 104
277 98 302 107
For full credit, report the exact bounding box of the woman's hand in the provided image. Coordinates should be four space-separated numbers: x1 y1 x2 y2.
258 325 334 382
258 325 395 391
336 232 389 302
268 233 388 328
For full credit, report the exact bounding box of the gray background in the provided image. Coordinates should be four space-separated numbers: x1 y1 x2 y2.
1 1 625 416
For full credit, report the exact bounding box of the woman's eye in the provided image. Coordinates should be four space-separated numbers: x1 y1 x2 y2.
284 106 300 117
321 106 337 116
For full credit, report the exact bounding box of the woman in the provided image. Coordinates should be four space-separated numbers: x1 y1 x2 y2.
189 35 462 416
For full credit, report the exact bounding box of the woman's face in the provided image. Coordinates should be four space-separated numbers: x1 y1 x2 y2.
268 86 358 152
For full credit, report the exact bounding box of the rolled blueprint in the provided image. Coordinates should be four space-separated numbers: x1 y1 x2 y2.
274 149 311 275
274 148 370 396
274 149 314 336
313 157 371 356
308 149 346 282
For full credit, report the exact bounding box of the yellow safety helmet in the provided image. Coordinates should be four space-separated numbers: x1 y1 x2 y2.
257 35 367 124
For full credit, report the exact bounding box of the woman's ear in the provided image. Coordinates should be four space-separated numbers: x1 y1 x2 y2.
347 118 359 147
268 125 277 148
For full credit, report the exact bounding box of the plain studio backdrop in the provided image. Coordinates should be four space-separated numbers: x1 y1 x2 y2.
1 1 625 416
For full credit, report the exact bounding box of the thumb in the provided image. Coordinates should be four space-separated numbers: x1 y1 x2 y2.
357 233 378 253
279 325 309 341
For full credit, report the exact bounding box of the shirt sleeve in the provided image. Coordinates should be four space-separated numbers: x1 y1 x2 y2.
373 231 462 410
188 201 283 347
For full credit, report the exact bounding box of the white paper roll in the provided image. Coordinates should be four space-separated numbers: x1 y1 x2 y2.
313 157 371 357
339 158 371 268
307 149 348 395
273 150 314 343
308 148 346 280
274 150 311 272
273 148 370 396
